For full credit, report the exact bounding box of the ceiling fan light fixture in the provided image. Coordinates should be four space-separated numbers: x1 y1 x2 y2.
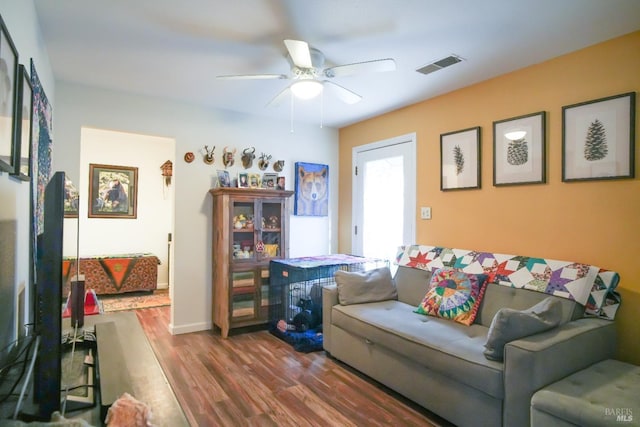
290 80 323 100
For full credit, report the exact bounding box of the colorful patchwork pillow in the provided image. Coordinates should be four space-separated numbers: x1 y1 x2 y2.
415 268 489 326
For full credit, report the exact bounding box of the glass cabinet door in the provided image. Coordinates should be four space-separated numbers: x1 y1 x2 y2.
231 200 256 261
258 201 284 260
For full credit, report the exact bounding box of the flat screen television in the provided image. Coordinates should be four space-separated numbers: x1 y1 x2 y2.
33 171 65 419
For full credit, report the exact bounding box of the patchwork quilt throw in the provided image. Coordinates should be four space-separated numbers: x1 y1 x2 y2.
396 245 620 320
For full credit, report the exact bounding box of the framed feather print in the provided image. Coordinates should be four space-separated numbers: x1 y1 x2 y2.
440 126 481 191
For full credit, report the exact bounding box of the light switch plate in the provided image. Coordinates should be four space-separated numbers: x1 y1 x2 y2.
421 206 431 220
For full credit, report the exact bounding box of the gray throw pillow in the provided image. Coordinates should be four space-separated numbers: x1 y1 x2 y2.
334 266 397 306
483 297 562 361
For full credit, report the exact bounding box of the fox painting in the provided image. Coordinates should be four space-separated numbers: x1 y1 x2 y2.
295 162 329 216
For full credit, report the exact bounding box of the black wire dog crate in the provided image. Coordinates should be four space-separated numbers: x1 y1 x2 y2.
268 254 388 327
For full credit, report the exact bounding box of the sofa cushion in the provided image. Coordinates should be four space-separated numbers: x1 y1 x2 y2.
483 297 562 361
393 266 432 306
416 268 489 326
334 266 397 306
475 283 584 328
331 300 505 399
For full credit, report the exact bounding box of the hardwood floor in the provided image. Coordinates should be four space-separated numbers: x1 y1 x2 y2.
135 306 451 427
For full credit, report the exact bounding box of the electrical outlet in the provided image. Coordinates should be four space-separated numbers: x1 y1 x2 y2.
420 206 431 220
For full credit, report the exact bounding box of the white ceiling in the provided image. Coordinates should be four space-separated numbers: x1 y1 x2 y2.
33 0 640 128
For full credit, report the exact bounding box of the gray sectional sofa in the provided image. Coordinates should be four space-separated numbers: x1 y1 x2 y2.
322 263 617 427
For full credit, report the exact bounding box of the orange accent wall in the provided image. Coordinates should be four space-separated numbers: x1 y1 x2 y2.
339 31 640 364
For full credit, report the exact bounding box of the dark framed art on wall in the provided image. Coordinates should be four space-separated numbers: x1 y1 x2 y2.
11 65 33 181
294 162 329 216
493 111 546 186
562 92 635 182
0 15 19 173
88 163 138 219
440 126 481 191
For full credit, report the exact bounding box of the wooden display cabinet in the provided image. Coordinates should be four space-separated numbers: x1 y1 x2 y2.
209 187 293 338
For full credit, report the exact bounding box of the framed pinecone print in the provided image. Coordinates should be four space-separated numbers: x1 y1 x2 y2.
562 92 635 182
440 126 481 191
493 111 546 186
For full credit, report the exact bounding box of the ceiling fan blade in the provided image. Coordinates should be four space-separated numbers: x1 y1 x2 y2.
265 86 291 108
284 39 313 68
217 74 288 80
324 58 396 78
323 81 362 104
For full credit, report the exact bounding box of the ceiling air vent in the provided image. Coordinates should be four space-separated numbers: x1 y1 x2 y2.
416 54 463 75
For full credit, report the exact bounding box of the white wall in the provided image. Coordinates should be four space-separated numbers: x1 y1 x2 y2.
53 82 339 334
0 1 55 335
62 128 175 288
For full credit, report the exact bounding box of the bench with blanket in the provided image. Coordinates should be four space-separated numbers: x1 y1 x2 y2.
63 253 160 295
323 245 620 427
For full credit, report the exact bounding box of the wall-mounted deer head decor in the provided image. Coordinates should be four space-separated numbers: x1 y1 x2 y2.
258 153 272 171
241 147 256 169
203 145 216 165
222 146 236 168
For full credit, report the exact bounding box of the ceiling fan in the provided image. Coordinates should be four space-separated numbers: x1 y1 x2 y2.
217 39 396 106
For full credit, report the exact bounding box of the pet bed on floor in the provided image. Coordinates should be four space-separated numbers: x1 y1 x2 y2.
269 322 324 353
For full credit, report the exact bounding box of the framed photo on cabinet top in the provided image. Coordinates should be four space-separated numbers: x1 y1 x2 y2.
562 92 635 182
440 126 481 191
217 169 230 187
262 173 277 189
238 172 249 188
248 172 261 189
493 111 546 186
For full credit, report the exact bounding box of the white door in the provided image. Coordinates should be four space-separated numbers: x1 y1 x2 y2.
352 133 416 262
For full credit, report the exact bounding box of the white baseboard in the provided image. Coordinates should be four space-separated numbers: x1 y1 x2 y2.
169 320 211 335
